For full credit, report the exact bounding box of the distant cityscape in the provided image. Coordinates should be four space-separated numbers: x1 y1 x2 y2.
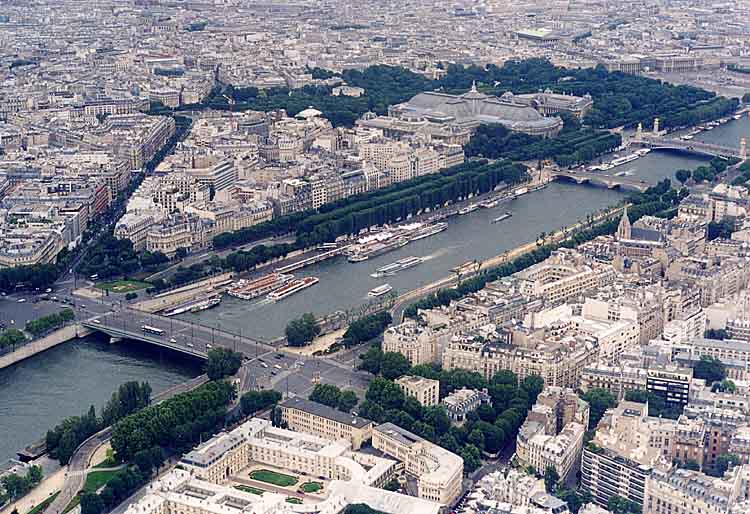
2 2 750 514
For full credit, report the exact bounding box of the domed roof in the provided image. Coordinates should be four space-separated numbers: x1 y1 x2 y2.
460 81 489 101
296 106 322 119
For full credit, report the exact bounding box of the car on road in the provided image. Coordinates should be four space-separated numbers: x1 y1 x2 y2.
45 288 52 293
273 364 281 369
271 371 277 376
169 338 177 343
187 343 194 348
17 298 26 303
93 319 101 324
206 344 212 349
260 362 268 368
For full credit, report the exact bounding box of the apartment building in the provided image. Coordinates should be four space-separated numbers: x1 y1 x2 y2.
581 401 675 509
646 365 693 406
580 364 649 399
395 375 440 407
516 249 617 305
0 226 66 267
372 422 463 506
442 332 595 388
516 388 589 483
442 388 491 424
278 397 373 450
382 320 452 366
644 465 750 514
180 430 248 484
685 338 750 366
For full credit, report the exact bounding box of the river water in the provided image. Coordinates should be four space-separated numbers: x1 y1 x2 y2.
0 117 740 463
0 335 201 462
180 150 709 340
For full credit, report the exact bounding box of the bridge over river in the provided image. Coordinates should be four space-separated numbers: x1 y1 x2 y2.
548 169 651 192
636 134 747 159
82 308 274 359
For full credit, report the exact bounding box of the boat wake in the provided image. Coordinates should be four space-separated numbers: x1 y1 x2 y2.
423 246 459 261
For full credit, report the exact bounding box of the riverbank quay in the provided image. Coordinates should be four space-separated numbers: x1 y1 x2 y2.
0 324 93 371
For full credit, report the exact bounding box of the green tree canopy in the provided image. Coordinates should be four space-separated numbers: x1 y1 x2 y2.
285 313 320 347
581 388 617 430
205 348 243 380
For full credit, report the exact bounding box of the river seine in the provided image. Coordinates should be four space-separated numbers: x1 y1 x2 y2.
4 115 748 462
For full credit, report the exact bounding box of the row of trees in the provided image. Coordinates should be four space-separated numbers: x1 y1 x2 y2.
675 156 734 186
357 349 544 472
25 309 75 337
240 390 282 417
405 180 685 317
285 313 321 346
308 384 359 412
0 328 25 352
0 114 190 292
46 381 152 464
110 380 235 460
464 123 622 168
74 116 193 282
205 347 243 380
0 262 60 293
731 160 750 186
214 158 527 253
0 465 42 503
341 311 392 347
358 346 411 379
80 466 152 514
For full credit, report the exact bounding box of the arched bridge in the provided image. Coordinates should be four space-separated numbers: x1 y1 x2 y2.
549 170 650 192
637 135 746 159
82 308 273 359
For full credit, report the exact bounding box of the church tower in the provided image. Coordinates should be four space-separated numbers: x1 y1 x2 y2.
617 205 631 240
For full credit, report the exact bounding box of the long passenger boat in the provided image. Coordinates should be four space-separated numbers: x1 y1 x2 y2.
227 273 294 300
267 277 319 301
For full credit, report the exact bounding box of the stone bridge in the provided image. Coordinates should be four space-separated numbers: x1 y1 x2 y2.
637 135 746 159
549 170 650 192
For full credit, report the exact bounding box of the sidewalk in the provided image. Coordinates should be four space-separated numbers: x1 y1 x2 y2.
0 467 66 514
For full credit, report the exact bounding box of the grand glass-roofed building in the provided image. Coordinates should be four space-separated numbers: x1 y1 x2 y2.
388 83 564 137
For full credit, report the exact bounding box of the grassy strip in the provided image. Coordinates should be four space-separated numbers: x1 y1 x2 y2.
248 469 298 487
300 482 322 493
27 492 60 514
61 469 123 514
234 485 264 495
95 280 151 293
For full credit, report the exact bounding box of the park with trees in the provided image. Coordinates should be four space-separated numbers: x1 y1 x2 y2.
285 313 321 346
355 348 545 473
205 347 243 380
46 381 153 465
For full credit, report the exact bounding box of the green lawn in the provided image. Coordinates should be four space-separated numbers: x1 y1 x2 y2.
61 496 79 514
83 470 120 492
248 469 298 487
234 485 264 495
299 482 323 493
60 470 121 514
95 280 151 293
27 491 60 514
286 498 303 504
